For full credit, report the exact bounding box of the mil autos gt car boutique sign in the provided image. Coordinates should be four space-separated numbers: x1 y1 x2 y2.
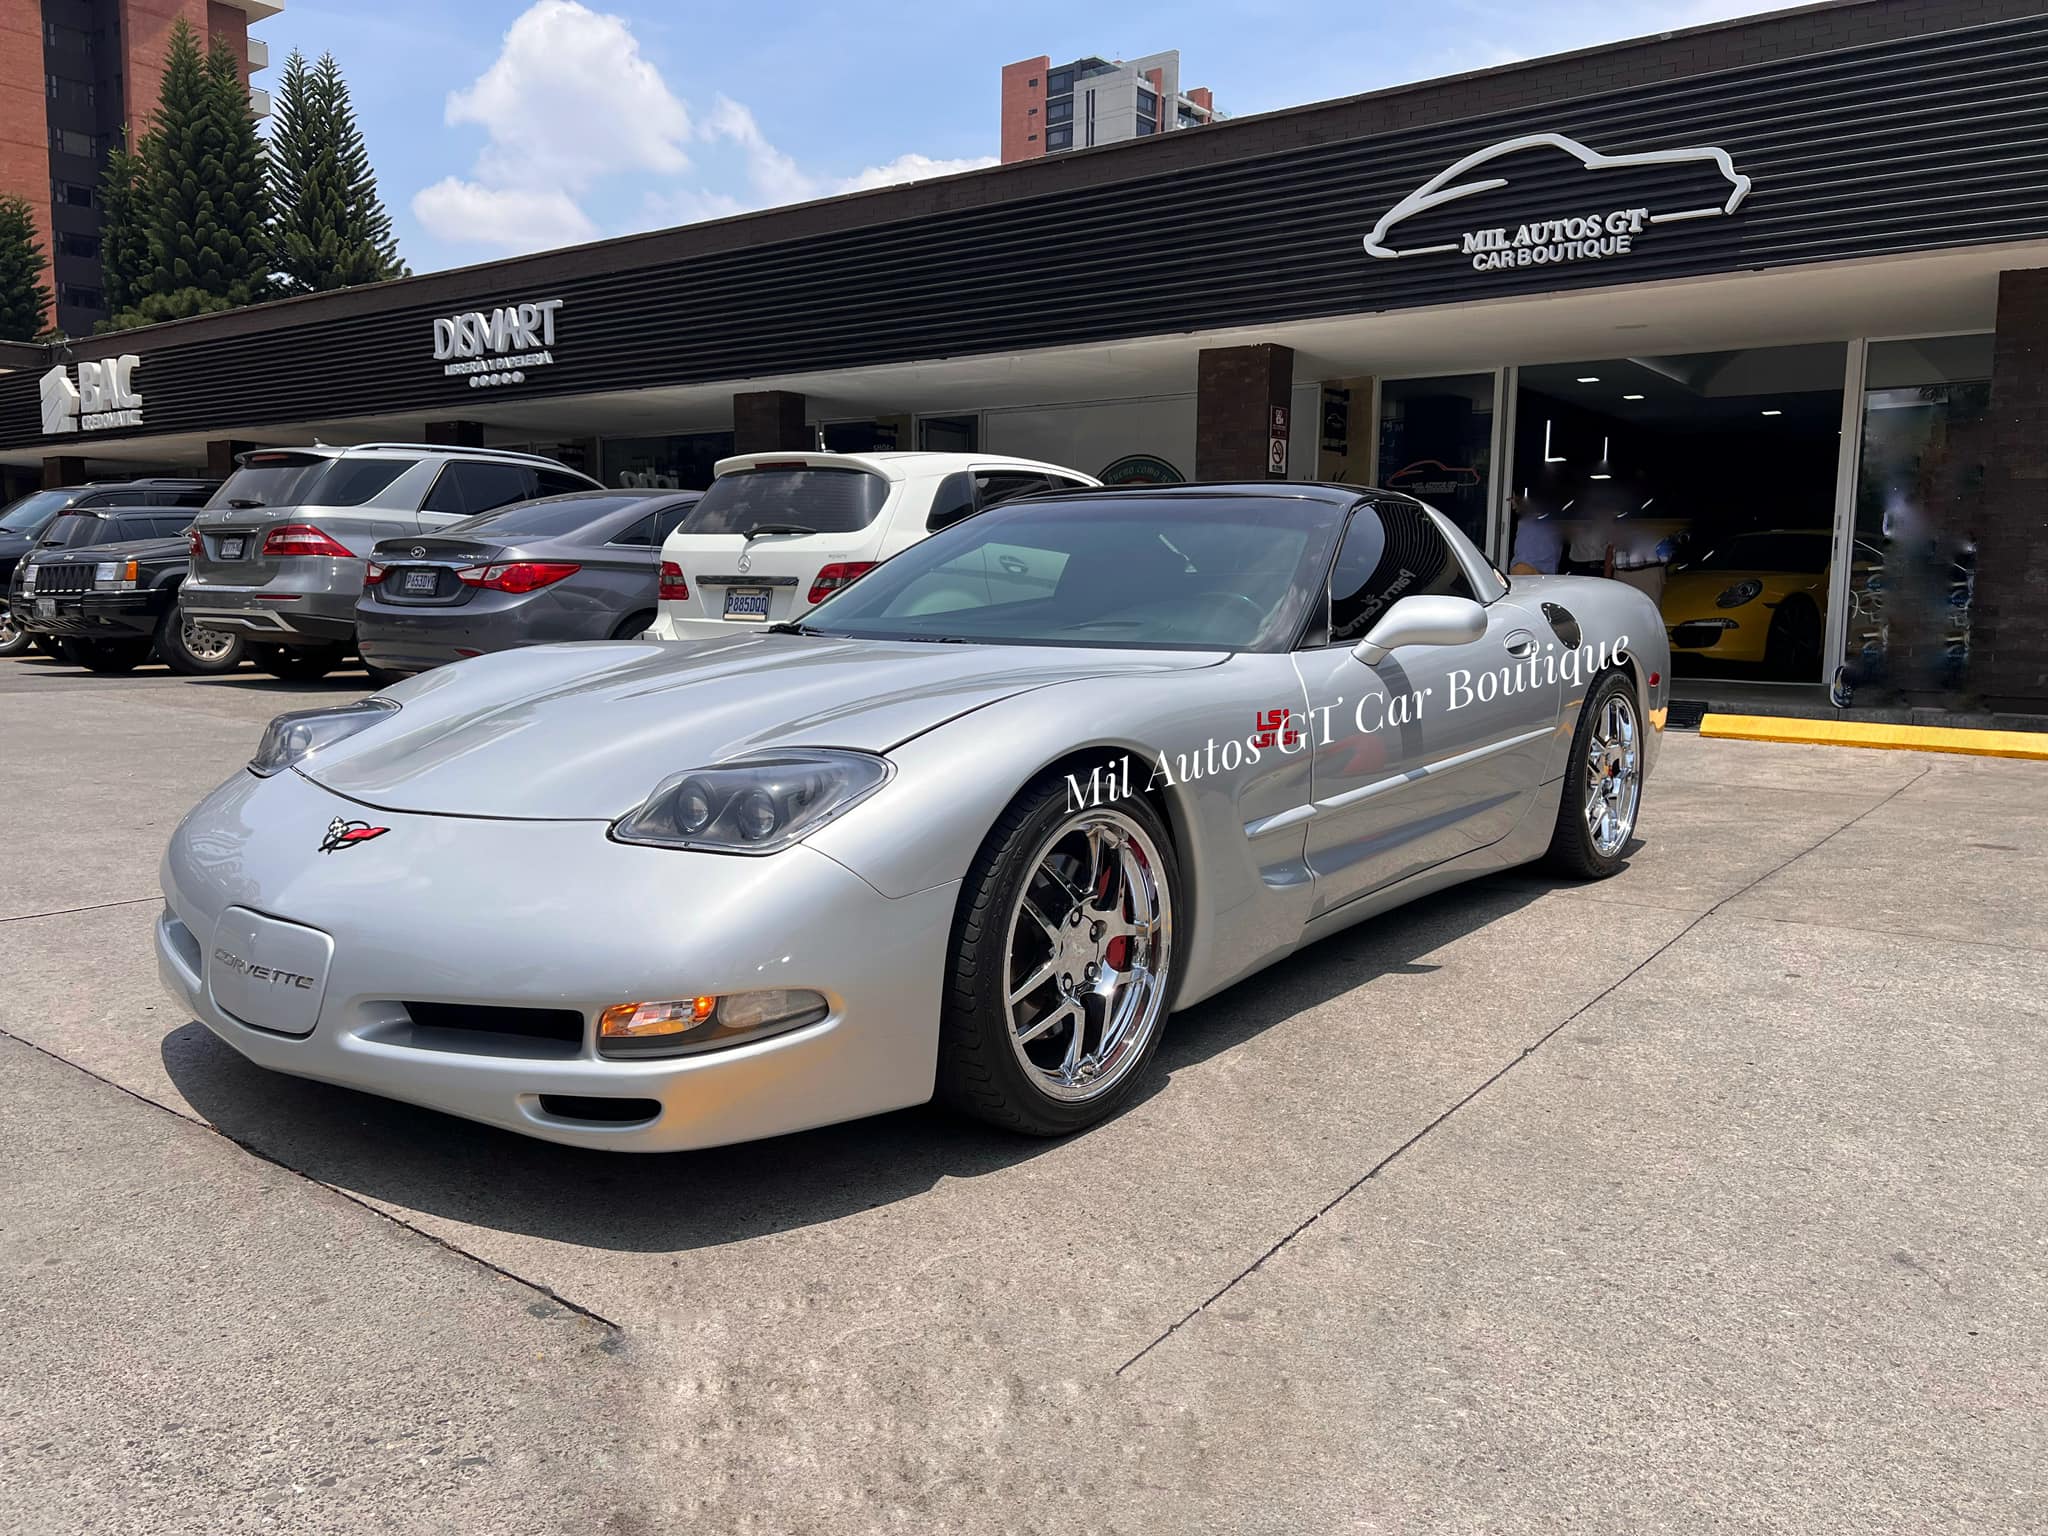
1364 132 1753 275
39 354 144 434
432 296 565 389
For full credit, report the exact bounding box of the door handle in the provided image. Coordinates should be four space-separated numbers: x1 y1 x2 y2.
1503 629 1537 658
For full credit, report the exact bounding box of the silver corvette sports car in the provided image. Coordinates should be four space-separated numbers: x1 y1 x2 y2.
158 483 1669 1151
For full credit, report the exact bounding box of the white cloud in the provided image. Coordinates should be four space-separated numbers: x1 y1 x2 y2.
837 151 1001 195
411 1 996 257
446 0 691 188
412 178 598 252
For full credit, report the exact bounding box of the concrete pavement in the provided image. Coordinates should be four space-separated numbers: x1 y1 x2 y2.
1 649 2042 1532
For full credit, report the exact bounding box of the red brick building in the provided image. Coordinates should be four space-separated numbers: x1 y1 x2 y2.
1001 49 1216 163
0 0 279 337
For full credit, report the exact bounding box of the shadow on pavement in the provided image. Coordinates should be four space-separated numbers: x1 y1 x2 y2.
160 874 1559 1255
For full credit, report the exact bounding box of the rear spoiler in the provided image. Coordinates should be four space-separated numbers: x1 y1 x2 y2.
711 451 901 479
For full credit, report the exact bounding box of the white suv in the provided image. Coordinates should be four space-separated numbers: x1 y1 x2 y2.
645 452 1099 639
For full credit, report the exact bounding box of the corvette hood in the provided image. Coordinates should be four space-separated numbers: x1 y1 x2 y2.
299 632 1223 819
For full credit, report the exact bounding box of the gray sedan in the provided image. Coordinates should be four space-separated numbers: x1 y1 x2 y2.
355 490 699 680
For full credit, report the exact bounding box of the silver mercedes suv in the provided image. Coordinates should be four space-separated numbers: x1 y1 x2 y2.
180 443 601 679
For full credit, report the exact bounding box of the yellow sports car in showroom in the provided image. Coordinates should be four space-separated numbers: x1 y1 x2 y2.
1659 528 1832 676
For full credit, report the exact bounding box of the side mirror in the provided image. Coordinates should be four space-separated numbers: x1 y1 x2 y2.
1350 594 1486 666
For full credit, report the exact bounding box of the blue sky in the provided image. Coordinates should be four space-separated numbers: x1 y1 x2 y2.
267 0 1779 275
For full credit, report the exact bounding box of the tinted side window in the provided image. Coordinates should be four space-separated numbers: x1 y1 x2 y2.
536 469 594 497
153 512 197 536
608 515 656 547
652 500 696 542
975 471 1052 508
319 459 417 507
1327 502 1477 645
423 462 536 516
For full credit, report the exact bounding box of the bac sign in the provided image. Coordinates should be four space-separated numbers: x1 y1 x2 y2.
40 355 144 434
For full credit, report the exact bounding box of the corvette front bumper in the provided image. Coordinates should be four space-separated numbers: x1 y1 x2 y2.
157 768 957 1151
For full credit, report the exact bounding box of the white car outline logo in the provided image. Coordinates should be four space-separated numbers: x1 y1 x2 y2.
1363 131 1753 260
39 365 79 435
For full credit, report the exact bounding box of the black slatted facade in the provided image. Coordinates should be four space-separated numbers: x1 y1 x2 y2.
7 7 2048 449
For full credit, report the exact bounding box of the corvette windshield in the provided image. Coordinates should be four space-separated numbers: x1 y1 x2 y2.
801 494 1341 651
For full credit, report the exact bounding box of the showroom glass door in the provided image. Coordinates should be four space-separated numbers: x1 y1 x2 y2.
1510 344 1848 684
1832 334 1993 705
1372 372 1501 552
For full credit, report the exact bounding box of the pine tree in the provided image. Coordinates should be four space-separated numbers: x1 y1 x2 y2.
97 140 150 319
270 50 406 294
0 195 52 341
111 20 271 327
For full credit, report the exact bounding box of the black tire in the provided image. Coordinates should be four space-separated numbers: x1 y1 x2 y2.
936 772 1179 1137
155 603 247 675
0 607 29 658
66 637 153 673
1543 669 1642 880
255 642 345 681
611 610 656 640
1764 599 1822 679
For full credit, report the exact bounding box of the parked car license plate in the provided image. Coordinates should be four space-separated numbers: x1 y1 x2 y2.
403 569 438 594
219 536 245 559
723 587 770 620
34 599 54 621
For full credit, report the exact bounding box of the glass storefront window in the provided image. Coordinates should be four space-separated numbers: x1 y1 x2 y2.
1376 374 1494 547
1842 335 1992 705
600 432 734 491
1511 345 1845 683
918 415 980 453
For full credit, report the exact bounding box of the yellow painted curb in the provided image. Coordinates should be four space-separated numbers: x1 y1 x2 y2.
1699 714 2048 760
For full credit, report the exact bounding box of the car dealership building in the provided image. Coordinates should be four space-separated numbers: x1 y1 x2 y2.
4 0 2048 709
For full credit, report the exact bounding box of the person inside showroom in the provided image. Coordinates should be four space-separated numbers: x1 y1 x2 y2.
1508 492 1564 575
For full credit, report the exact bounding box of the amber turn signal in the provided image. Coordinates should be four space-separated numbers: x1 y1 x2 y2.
598 997 718 1038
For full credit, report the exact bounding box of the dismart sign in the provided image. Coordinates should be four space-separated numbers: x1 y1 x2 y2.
432 298 564 389
40 355 144 434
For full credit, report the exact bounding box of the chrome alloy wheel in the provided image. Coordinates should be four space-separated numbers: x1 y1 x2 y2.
0 609 18 648
1002 808 1173 1103
1586 690 1642 859
181 615 239 663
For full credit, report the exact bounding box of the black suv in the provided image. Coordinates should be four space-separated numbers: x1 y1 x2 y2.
10 504 239 673
0 479 218 658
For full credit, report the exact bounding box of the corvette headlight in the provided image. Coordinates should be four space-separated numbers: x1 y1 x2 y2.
248 699 400 777
612 750 890 854
1715 579 1764 609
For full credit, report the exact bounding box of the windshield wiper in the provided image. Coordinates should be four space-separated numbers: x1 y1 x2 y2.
765 621 823 636
742 523 816 541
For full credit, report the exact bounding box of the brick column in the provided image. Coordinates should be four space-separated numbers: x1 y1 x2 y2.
1973 269 2048 711
206 439 255 479
424 420 487 448
733 391 810 454
1197 344 1295 481
41 457 87 489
